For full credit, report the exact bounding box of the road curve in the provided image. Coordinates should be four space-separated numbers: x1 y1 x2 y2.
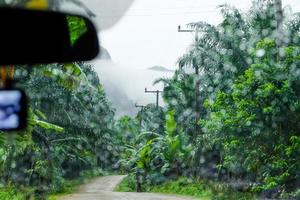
58 175 198 200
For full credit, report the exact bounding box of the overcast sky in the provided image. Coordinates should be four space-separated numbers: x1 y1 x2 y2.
99 0 299 69
65 0 300 115
99 0 250 70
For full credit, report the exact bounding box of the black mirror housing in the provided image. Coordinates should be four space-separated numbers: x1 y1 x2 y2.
0 7 99 65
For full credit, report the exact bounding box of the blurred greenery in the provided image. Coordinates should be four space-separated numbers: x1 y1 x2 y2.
0 1 118 199
116 1 300 199
1 0 300 199
0 187 29 200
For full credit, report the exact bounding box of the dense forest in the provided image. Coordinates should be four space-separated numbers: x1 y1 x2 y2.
0 0 119 199
1 0 300 199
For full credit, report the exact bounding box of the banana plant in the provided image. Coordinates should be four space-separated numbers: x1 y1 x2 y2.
119 110 194 190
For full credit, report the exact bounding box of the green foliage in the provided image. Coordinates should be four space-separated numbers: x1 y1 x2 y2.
114 116 140 147
137 104 165 133
116 176 256 200
202 39 300 196
156 0 300 198
148 177 211 199
211 190 254 200
155 71 198 140
115 175 211 199
0 0 115 198
114 175 137 192
67 16 87 46
0 187 28 200
0 51 116 199
119 110 193 189
165 110 177 134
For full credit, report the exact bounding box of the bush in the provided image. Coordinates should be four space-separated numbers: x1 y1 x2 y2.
114 175 136 192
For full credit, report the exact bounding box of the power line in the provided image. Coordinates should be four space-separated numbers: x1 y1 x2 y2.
135 103 146 111
286 0 300 9
288 0 297 6
291 0 300 8
96 5 251 18
101 7 215 12
97 10 223 18
178 25 195 32
96 5 231 12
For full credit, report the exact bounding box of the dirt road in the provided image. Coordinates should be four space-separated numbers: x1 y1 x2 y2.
58 175 198 200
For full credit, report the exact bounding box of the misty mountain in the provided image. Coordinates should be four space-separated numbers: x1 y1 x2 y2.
102 79 139 118
92 49 139 117
148 66 174 72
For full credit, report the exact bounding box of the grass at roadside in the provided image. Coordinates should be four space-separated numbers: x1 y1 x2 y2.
114 175 137 192
115 176 211 199
148 177 212 200
0 186 32 200
115 176 256 200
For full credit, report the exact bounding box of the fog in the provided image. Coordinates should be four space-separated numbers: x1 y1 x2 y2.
91 59 173 117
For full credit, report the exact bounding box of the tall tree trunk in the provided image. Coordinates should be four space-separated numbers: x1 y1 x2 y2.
194 65 201 138
275 0 283 58
136 171 142 192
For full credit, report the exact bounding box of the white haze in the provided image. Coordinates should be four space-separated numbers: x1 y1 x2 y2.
66 0 300 117
91 59 172 117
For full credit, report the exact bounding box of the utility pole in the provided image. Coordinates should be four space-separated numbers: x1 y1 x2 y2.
178 24 201 139
135 103 146 112
144 88 162 108
135 103 146 129
275 0 283 55
178 25 199 74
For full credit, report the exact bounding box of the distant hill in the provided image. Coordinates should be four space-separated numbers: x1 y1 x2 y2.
101 79 139 118
148 66 174 72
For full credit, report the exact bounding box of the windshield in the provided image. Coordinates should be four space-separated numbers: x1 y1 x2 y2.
1 1 300 200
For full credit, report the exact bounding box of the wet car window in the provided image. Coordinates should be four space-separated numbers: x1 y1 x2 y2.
1 0 300 200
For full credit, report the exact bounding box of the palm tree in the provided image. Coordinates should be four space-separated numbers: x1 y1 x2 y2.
175 0 290 179
177 1 289 113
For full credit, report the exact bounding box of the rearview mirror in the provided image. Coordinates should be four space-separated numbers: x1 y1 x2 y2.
0 7 99 65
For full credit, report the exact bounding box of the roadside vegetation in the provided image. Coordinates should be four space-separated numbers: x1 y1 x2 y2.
116 1 300 199
115 176 255 200
0 1 119 199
